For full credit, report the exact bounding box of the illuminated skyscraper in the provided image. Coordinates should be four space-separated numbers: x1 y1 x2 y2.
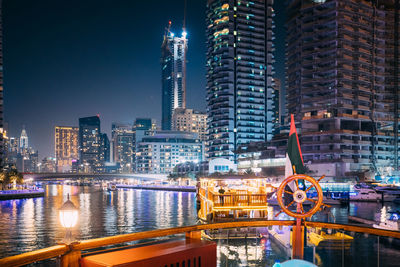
136 131 204 174
55 126 79 172
161 21 188 130
111 123 134 173
172 108 208 141
19 127 29 152
79 116 102 172
206 0 275 161
133 118 156 171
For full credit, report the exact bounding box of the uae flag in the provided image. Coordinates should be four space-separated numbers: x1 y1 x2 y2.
285 114 306 191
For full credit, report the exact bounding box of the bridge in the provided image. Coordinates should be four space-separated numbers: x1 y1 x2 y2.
22 173 168 181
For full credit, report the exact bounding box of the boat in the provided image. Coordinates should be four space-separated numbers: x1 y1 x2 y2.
350 187 397 202
373 209 400 231
197 175 274 223
310 194 341 205
197 175 274 239
307 228 353 249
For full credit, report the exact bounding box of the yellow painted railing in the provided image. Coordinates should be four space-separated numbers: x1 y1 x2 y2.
1 220 400 267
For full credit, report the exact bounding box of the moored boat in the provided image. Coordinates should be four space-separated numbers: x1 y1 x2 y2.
197 175 274 223
373 210 400 231
307 228 353 249
350 187 397 202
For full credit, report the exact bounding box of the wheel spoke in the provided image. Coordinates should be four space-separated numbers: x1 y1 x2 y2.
284 190 294 195
285 200 295 209
300 203 305 214
275 210 283 217
304 185 315 193
295 179 299 190
306 198 317 204
317 175 326 183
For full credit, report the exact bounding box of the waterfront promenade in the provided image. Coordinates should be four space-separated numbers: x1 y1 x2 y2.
0 188 44 200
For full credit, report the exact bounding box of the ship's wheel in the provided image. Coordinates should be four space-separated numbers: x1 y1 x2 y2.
275 174 329 219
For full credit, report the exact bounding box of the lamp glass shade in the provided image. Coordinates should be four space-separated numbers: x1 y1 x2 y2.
59 209 78 228
59 195 79 228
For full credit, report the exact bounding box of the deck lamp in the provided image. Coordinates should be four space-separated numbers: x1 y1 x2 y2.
59 193 79 244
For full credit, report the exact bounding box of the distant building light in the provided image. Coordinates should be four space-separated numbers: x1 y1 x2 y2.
182 31 187 38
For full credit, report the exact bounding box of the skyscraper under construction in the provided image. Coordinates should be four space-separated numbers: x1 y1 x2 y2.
286 0 399 180
161 21 188 130
206 0 275 162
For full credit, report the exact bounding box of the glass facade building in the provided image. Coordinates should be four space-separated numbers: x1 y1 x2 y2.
79 116 102 172
161 24 188 130
55 126 79 172
111 123 134 173
206 0 275 162
136 131 204 174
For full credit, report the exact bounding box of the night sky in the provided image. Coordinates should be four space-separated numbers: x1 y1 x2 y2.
3 0 286 159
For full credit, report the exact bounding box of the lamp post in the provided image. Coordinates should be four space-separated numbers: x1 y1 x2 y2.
59 193 79 244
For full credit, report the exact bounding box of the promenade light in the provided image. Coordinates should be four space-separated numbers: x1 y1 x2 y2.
59 193 78 244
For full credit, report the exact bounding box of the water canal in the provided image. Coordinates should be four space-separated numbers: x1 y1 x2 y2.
0 184 400 266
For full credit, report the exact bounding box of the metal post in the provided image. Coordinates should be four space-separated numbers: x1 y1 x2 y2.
377 236 380 267
342 230 344 267
313 246 316 265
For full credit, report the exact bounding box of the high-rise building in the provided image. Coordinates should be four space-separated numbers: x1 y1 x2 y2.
206 0 275 162
55 126 79 172
136 131 204 174
19 127 29 152
172 108 208 141
100 133 110 163
16 148 38 173
40 157 57 173
161 22 188 130
79 116 102 172
111 123 134 173
273 78 283 126
286 0 400 181
133 118 156 171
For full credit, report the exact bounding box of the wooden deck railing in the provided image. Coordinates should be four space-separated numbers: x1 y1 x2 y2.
1 220 400 267
210 193 268 207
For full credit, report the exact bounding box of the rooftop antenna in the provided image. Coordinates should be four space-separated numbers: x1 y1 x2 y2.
165 20 172 36
183 0 187 32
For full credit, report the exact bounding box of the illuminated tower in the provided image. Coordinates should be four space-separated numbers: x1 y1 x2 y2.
206 0 275 161
79 116 101 172
19 127 28 152
55 126 79 172
161 21 188 130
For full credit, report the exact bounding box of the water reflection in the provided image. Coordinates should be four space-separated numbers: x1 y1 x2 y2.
0 184 399 266
0 185 197 258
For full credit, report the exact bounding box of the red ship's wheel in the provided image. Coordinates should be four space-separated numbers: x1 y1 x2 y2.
276 174 325 219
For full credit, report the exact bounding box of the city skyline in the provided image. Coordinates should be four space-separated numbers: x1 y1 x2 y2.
2 0 203 158
2 0 287 159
